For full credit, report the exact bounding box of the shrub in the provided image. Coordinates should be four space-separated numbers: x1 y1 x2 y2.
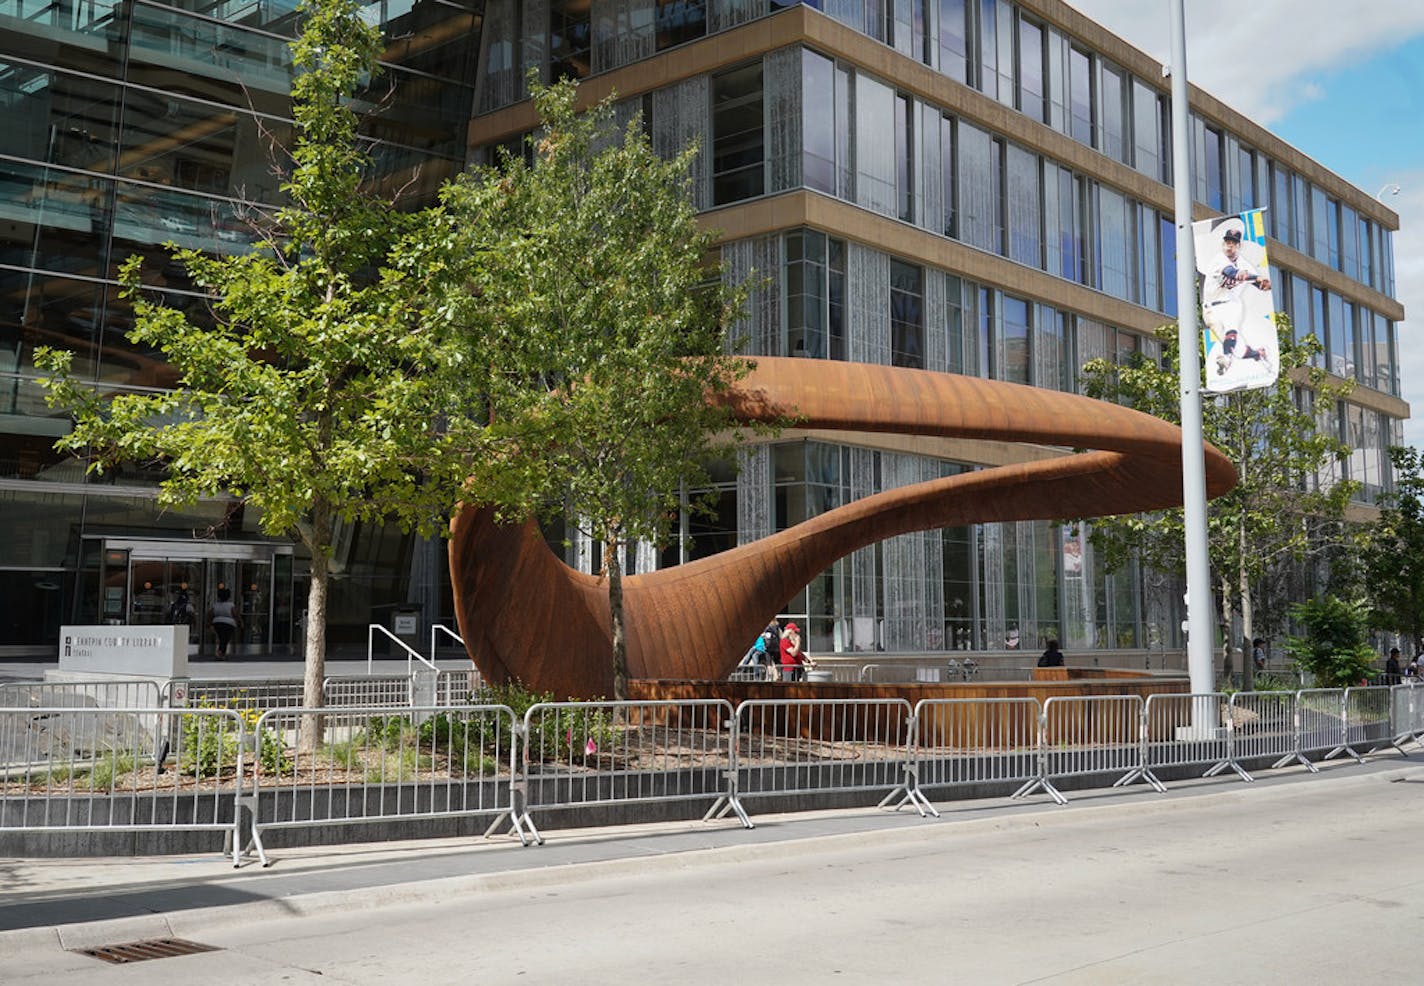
1284 596 1379 689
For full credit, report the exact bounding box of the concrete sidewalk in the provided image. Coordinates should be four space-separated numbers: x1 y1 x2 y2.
3 752 1420 955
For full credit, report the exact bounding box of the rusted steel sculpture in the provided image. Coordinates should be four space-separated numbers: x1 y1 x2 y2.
449 357 1237 698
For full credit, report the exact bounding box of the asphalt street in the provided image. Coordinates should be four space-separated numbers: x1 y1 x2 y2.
3 758 1421 985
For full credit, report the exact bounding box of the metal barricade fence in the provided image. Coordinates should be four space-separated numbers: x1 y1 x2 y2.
901 697 1040 812
1143 693 1235 782
244 704 521 866
434 668 484 706
1391 684 1424 746
0 679 162 711
1224 691 1311 778
1340 686 1401 760
514 700 736 844
0 706 245 864
1295 688 1346 762
708 698 915 827
168 677 306 712
322 675 411 708
1015 695 1150 805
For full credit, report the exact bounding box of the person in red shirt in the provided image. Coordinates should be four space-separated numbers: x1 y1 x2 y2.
779 621 806 682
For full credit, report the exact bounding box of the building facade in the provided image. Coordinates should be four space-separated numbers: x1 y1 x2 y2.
472 1 1406 661
0 0 484 655
0 0 1407 661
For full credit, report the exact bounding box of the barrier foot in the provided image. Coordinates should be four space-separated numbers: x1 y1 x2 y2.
508 810 543 847
1323 744 1356 762
482 810 513 840
1273 752 1318 773
879 784 939 818
1011 777 1067 806
1114 767 1166 794
704 795 753 829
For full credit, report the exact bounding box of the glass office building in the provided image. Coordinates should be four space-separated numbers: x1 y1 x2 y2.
0 0 483 655
475 1 1405 660
1 0 1406 662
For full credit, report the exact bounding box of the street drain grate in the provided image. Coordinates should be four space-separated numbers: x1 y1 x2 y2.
73 938 221 964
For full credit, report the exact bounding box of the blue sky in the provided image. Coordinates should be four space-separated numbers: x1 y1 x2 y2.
1067 1 1424 449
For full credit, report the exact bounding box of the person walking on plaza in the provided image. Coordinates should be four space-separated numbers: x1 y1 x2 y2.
1037 639 1065 668
1386 647 1402 685
780 621 806 682
209 586 241 661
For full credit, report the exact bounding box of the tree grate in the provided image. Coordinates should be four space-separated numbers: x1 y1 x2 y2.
72 938 221 964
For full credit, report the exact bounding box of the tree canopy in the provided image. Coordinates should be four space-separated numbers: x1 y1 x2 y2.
440 80 760 698
1360 445 1424 652
1076 320 1357 683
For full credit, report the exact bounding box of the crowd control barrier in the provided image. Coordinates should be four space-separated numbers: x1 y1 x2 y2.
708 698 917 827
243 704 521 866
511 700 735 844
0 705 246 864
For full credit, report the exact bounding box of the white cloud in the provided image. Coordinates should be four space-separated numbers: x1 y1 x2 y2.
1390 176 1424 447
1065 1 1424 124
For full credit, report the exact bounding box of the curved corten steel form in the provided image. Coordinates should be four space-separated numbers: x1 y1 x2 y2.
450 357 1237 698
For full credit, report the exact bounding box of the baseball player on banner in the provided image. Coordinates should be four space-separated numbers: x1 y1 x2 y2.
1194 209 1279 394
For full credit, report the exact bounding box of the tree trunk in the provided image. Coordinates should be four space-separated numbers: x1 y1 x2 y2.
606 536 628 702
1218 574 1235 690
299 502 332 753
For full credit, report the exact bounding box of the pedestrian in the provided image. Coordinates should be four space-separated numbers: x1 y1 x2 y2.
1252 638 1267 671
779 621 806 682
1386 647 1402 685
208 587 241 661
1036 639 1065 668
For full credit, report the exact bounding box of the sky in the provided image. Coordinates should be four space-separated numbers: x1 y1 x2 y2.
1066 0 1424 449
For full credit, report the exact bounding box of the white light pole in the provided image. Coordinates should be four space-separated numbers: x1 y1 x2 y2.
1168 0 1217 705
1376 183 1401 201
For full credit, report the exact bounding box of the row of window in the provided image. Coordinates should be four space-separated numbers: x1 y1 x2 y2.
698 48 1401 376
480 1 1400 304
1276 269 1399 397
728 227 1397 504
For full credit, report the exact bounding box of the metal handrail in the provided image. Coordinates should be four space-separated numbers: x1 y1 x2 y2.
366 623 438 675
430 623 465 662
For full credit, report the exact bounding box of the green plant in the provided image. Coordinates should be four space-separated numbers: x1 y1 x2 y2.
1284 595 1378 689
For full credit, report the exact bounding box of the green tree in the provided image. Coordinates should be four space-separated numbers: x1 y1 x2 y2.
1077 321 1357 686
1283 595 1377 688
443 80 760 700
35 0 485 732
1361 445 1424 651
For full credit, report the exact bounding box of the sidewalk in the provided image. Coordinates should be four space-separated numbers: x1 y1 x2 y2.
2 753 1419 950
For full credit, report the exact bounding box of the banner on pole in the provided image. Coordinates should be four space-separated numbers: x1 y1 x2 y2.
1194 209 1279 394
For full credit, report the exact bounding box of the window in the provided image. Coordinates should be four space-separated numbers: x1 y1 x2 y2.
940 114 956 237
1006 143 1041 267
654 0 705 50
550 1 592 80
1202 124 1222 210
890 259 925 368
1099 63 1126 163
1131 80 1161 180
782 229 846 361
999 294 1030 384
896 92 914 222
1068 46 1093 146
802 50 836 194
939 0 969 84
712 63 764 205
855 72 896 216
1016 15 1045 123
